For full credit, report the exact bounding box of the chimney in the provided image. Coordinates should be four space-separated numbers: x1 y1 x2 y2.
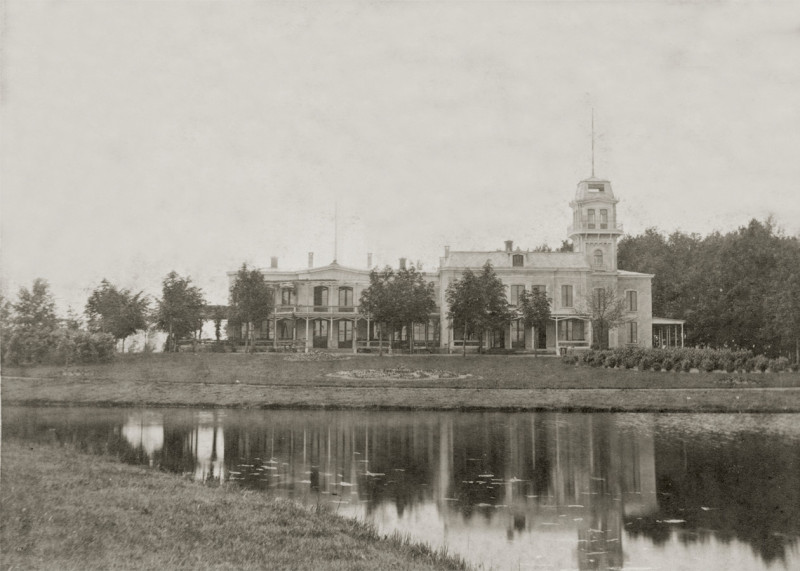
504 240 513 253
367 253 373 268
399 257 407 270
444 245 450 258
308 252 314 268
270 256 278 269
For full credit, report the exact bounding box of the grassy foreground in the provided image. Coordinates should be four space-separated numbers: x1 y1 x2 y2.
3 352 800 412
0 439 468 571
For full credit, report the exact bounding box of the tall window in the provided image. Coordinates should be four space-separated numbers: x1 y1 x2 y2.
281 288 293 305
338 287 353 308
593 249 604 267
338 320 353 343
628 321 638 344
512 320 525 348
560 320 584 341
626 290 638 312
593 288 606 311
587 209 596 228
313 286 328 308
512 254 524 267
561 285 573 307
279 321 292 340
510 285 525 306
600 209 608 229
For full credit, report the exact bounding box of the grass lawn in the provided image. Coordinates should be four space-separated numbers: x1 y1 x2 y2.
3 352 800 412
0 439 469 571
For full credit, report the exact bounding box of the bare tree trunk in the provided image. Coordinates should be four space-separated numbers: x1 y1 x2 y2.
533 325 537 358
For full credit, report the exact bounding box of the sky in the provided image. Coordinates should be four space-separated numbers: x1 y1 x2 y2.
2 0 799 312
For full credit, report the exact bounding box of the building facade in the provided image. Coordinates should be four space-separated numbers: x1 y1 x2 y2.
228 176 654 352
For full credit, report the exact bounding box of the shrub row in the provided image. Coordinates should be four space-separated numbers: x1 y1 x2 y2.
562 347 797 373
4 328 116 366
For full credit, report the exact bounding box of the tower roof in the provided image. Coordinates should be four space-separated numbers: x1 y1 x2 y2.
573 177 617 204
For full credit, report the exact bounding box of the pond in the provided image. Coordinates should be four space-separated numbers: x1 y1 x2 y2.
3 407 799 570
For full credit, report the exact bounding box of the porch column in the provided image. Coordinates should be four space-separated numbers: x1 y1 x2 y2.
329 316 334 349
273 314 278 350
586 318 593 349
366 316 370 348
681 323 684 347
353 317 358 354
554 318 560 355
305 317 310 353
505 322 513 350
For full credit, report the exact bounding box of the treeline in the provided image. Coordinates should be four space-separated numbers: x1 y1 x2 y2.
618 219 800 360
1 271 211 365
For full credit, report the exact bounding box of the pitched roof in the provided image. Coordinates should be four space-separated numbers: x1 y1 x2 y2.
441 251 590 270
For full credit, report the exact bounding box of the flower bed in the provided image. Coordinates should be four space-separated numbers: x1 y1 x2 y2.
328 367 471 380
284 351 352 362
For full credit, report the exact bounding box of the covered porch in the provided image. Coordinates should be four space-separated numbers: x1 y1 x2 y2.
652 317 685 348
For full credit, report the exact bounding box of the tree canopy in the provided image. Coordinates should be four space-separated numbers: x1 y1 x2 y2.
359 265 436 353
228 263 273 352
446 262 511 355
156 271 207 352
518 287 551 354
85 280 149 350
619 218 800 359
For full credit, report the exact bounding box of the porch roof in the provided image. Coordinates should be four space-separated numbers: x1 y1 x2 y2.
652 317 686 325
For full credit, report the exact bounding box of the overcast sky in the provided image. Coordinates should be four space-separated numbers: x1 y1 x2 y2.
2 0 799 312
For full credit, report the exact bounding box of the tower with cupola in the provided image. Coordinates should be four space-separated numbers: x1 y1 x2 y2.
568 177 623 272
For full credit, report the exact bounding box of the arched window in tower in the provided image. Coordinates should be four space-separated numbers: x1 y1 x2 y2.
593 249 604 267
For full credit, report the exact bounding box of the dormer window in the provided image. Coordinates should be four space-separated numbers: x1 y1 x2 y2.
587 209 596 229
588 183 605 192
593 249 604 267
512 254 524 267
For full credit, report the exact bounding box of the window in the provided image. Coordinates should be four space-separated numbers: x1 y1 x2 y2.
588 183 605 192
510 285 525 306
313 286 328 309
338 287 353 308
511 320 525 348
587 209 596 229
593 287 606 311
281 288 293 306
593 249 604 267
512 254 524 267
626 290 638 312
561 285 573 307
559 319 584 341
279 320 292 340
600 209 608 229
338 320 353 343
628 321 638 344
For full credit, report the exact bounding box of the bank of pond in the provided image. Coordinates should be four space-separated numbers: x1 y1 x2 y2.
3 406 799 570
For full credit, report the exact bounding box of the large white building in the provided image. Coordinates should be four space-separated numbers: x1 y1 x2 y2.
228 175 655 352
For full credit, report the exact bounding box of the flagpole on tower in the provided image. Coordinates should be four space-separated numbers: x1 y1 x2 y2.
591 108 595 178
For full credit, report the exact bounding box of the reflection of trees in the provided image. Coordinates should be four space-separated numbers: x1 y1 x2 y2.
6 406 799 569
626 432 800 565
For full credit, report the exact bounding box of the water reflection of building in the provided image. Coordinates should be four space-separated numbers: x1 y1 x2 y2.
192 411 657 571
121 411 164 466
189 411 225 482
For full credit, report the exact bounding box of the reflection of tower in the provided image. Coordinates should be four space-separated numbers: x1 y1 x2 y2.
190 411 224 481
121 411 164 465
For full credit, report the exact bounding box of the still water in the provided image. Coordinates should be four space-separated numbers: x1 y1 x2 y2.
3 407 799 570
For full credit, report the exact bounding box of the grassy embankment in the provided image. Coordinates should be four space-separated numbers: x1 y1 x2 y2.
0 439 468 571
3 352 800 412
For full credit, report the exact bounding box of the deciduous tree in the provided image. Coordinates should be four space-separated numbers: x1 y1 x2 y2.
228 263 273 353
156 271 207 352
85 280 149 351
518 288 551 356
